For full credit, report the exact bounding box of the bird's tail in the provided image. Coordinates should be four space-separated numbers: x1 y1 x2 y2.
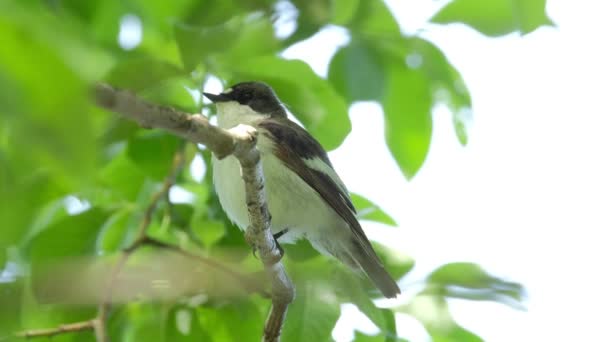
340 238 401 298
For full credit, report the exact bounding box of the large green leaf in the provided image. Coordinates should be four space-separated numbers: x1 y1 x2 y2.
382 63 433 179
432 0 554 36
198 300 266 342
228 56 351 150
104 56 186 91
282 282 341 342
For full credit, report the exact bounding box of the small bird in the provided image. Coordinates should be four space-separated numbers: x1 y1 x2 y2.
204 82 400 298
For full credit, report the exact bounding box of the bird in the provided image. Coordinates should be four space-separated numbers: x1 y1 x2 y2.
203 81 400 298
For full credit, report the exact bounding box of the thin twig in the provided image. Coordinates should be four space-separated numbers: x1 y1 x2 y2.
15 320 96 338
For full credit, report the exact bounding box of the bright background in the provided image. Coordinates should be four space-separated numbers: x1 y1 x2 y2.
280 0 608 341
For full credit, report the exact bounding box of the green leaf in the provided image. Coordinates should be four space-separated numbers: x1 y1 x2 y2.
432 0 554 36
127 131 182 180
351 193 397 227
283 282 341 342
348 0 401 36
426 262 525 309
98 148 147 204
382 63 433 179
328 39 385 102
228 56 351 150
175 14 278 71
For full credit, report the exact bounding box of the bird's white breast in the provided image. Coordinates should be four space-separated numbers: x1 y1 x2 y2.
211 102 342 243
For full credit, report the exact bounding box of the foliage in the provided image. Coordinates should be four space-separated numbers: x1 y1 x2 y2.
0 0 551 341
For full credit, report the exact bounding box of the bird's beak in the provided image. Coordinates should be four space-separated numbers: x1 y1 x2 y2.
203 92 231 103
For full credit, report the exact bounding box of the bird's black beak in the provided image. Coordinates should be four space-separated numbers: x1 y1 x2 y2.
203 92 231 103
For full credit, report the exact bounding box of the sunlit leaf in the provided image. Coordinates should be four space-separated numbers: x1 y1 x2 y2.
382 62 433 179
432 0 554 36
351 193 397 227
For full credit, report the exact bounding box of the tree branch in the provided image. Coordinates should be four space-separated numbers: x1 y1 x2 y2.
94 83 295 341
18 83 295 341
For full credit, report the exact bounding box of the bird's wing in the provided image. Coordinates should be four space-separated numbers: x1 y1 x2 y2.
258 118 379 259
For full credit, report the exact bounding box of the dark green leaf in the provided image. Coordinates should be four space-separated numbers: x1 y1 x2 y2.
328 39 385 102
98 148 147 204
127 131 182 180
283 282 341 342
432 0 554 36
351 193 397 226
229 56 351 150
382 62 433 179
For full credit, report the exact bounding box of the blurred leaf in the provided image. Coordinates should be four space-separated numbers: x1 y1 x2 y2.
283 282 341 341
328 39 385 102
382 63 433 179
127 131 182 180
426 262 525 309
351 193 397 227
432 0 554 36
229 56 351 150
104 56 186 91
139 77 201 113
109 303 166 342
166 305 208 341
175 14 278 71
0 279 23 336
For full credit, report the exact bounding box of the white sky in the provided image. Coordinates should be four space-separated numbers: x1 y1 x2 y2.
283 0 608 341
